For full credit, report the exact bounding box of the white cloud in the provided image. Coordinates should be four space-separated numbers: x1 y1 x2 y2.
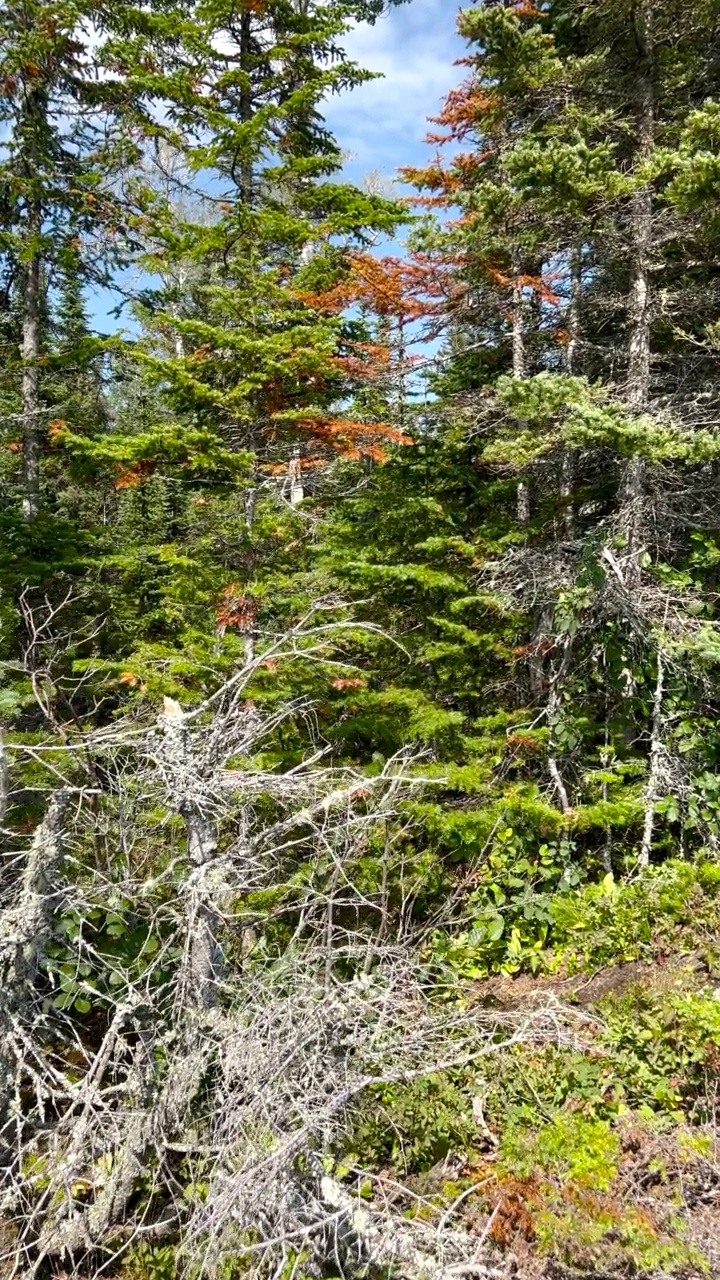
323 0 465 186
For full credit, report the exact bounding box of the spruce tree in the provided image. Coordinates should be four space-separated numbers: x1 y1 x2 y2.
70 0 414 696
328 0 720 892
0 0 204 517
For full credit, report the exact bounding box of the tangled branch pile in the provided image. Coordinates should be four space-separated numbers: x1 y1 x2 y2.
0 625 589 1280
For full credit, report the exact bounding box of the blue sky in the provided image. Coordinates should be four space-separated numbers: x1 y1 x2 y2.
322 0 465 366
325 0 465 195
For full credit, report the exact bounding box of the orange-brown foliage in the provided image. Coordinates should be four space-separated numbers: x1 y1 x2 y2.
48 419 67 442
114 460 156 490
506 733 545 753
216 585 257 634
489 1178 540 1244
428 82 499 141
299 251 449 327
289 414 412 462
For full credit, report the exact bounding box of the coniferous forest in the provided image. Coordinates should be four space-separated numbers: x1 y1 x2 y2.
4 0 720 1274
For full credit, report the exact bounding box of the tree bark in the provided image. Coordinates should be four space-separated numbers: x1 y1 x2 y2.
160 702 223 1010
244 486 256 664
627 0 654 414
0 790 68 996
21 218 42 520
171 298 186 359
639 646 664 867
16 66 47 521
0 729 7 833
566 248 582 378
0 792 68 1131
622 0 655 586
239 7 254 205
288 447 304 507
561 248 583 539
546 636 574 816
548 753 571 816
512 267 530 527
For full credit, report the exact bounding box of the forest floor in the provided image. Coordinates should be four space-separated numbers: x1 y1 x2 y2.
471 959 720 1278
453 962 717 1280
351 870 720 1280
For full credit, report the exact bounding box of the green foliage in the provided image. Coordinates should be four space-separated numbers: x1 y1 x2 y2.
346 1073 476 1173
551 859 720 971
533 1201 706 1276
121 1243 176 1280
5 0 720 1274
428 830 585 978
597 984 720 1117
497 1113 708 1273
45 896 167 1015
499 1112 620 1191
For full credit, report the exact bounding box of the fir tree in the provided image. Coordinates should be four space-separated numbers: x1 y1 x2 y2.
340 0 720 875
0 0 205 516
68 0 416 694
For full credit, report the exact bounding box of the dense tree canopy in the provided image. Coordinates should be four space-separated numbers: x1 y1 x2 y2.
2 1 720 1277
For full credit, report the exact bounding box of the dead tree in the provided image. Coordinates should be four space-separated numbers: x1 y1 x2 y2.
0 613 592 1280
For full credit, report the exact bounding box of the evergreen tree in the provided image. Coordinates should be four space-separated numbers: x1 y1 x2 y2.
7 2 720 1275
317 0 720 914
61 0 415 697
0 0 206 517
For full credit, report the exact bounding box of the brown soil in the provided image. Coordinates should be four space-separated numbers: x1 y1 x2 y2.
470 955 707 1012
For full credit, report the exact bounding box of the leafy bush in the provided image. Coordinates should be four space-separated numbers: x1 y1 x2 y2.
600 985 720 1116
121 1243 176 1280
495 1113 708 1274
427 829 585 977
346 1072 476 1172
551 859 720 971
499 1112 620 1191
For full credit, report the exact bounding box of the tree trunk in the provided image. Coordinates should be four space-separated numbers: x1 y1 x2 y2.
16 65 47 522
171 298 186 359
0 792 68 1133
627 0 654 414
21 222 42 521
512 268 530 527
0 730 7 833
546 635 574 816
548 752 571 816
239 7 254 205
396 316 407 436
562 248 583 539
639 647 664 867
566 248 582 378
622 0 654 586
160 702 222 1010
288 447 304 507
244 486 256 664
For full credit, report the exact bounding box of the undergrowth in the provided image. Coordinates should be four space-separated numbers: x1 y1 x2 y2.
340 852 720 1277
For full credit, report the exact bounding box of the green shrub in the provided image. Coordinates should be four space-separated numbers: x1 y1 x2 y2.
427 829 585 978
121 1243 176 1280
499 1112 620 1191
346 1072 476 1172
601 985 720 1116
551 859 719 971
496 1113 708 1274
